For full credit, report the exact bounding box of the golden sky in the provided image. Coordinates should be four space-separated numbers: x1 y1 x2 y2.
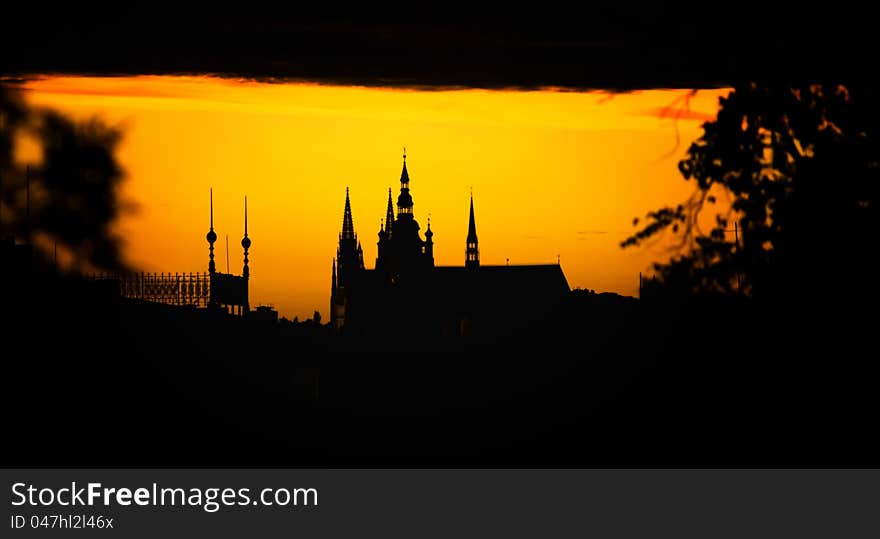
19 76 729 320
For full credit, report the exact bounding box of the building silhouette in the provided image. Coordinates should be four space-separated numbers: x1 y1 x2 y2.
330 151 570 336
87 189 259 316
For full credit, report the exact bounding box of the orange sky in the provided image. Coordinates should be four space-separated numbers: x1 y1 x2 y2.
18 76 729 320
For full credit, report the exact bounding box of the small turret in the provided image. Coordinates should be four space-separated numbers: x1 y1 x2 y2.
425 214 434 266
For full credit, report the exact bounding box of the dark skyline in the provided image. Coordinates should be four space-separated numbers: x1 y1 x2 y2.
2 7 878 469
330 153 570 335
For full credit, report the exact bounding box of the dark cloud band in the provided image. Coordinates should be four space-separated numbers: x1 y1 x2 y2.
1 3 872 90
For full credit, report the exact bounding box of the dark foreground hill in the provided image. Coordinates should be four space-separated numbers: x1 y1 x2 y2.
3 274 877 467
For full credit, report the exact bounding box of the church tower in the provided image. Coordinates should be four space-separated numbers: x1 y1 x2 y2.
397 149 414 218
337 186 363 278
331 187 363 329
466 193 479 268
376 149 432 280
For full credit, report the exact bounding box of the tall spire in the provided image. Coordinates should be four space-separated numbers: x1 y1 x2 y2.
241 196 251 279
467 193 477 242
341 186 355 240
385 187 395 236
466 192 479 268
336 186 360 288
206 187 217 274
397 151 414 216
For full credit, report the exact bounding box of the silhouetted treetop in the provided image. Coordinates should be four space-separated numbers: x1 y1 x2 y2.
624 83 879 299
1 84 130 272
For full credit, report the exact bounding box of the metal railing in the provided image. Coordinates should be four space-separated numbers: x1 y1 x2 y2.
89 272 211 307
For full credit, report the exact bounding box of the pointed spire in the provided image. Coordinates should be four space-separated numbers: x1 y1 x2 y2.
467 193 478 242
400 148 410 185
341 186 355 240
241 196 250 246
425 213 433 238
385 187 395 236
466 192 479 268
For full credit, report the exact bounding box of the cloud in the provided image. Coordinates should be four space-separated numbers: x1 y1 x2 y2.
642 107 716 122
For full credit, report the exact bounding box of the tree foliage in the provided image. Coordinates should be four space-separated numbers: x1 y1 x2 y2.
1 84 129 271
623 83 879 299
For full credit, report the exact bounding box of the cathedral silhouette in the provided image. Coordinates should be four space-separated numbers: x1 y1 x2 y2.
331 151 570 337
